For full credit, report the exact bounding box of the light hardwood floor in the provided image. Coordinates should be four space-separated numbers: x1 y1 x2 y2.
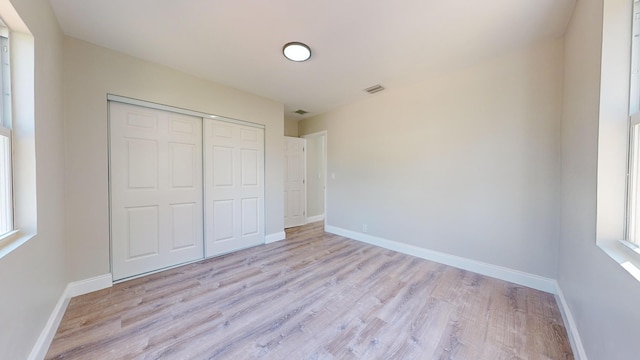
46 222 573 359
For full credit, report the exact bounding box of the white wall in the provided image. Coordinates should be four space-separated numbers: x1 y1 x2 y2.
63 37 285 281
299 39 563 278
559 0 640 357
0 0 67 359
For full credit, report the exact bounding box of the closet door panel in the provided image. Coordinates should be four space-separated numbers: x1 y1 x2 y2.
110 102 203 281
205 119 264 257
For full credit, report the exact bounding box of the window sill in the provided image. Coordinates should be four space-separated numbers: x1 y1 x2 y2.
597 239 640 282
0 230 34 259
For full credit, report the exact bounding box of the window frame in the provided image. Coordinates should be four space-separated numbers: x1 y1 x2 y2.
0 4 37 260
627 1 640 246
0 27 13 238
593 0 640 283
0 124 12 237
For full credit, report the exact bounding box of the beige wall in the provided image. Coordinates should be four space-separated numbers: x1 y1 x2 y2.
284 118 298 137
63 37 285 281
300 39 563 278
559 0 640 357
0 0 67 358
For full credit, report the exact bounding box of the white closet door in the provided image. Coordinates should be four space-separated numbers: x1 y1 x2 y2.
204 119 264 257
110 102 203 281
284 137 306 228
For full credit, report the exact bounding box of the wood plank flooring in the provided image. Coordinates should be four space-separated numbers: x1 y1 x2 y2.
46 222 573 359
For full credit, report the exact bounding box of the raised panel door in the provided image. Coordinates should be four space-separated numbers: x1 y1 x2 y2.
204 119 264 257
110 102 203 280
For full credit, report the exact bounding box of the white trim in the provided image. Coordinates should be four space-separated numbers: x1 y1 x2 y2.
0 230 32 259
325 225 557 293
554 282 588 360
598 239 640 282
265 231 286 244
306 214 324 223
27 287 70 360
107 94 265 129
67 273 113 298
0 228 18 241
28 274 112 360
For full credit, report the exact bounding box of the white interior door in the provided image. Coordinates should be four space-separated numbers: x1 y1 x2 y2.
284 136 306 228
204 119 264 257
304 133 326 223
110 102 204 281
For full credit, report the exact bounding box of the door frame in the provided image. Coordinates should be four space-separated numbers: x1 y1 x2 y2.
107 94 265 130
302 131 327 226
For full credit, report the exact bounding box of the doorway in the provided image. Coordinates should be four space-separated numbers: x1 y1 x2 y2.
303 131 326 224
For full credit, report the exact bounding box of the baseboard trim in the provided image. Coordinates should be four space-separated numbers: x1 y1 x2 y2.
554 281 588 360
265 231 286 244
306 215 324 223
67 273 113 298
325 225 557 294
28 274 112 360
27 286 71 360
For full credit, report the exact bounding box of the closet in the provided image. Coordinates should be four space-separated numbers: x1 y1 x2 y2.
109 98 264 281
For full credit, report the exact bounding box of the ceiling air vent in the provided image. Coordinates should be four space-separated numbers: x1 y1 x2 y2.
364 84 385 94
293 109 309 115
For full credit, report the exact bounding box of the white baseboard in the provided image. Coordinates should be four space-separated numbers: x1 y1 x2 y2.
330 223 586 357
27 287 71 360
265 231 286 244
306 215 324 223
28 274 112 360
325 225 557 294
554 282 588 360
67 273 113 298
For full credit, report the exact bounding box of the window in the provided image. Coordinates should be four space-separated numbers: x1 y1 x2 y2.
0 4 36 259
595 0 640 283
627 118 640 243
0 23 11 237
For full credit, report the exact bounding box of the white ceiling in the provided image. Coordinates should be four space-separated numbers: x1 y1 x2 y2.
48 0 576 120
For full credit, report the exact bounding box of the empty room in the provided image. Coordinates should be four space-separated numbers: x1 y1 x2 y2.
1 0 639 359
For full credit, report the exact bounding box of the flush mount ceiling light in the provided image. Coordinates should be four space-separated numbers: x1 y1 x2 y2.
283 42 311 62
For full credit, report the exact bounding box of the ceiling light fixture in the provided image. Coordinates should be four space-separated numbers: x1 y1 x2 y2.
283 42 311 62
